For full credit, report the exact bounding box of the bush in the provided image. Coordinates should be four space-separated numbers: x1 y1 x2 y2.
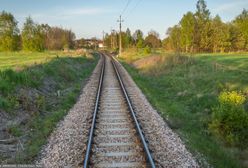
209 91 248 147
143 46 151 54
0 96 10 110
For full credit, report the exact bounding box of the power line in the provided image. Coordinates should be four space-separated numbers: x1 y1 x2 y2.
121 0 132 15
124 0 142 20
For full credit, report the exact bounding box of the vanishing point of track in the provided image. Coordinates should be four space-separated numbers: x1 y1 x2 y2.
83 53 156 168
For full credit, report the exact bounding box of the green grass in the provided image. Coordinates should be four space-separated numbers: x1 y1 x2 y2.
0 51 98 163
119 50 248 168
0 51 84 70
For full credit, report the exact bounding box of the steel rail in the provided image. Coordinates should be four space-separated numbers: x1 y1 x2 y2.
83 53 105 168
111 56 156 168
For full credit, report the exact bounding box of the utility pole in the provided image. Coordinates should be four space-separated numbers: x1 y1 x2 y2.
110 29 113 49
117 15 124 57
111 29 115 49
102 31 105 49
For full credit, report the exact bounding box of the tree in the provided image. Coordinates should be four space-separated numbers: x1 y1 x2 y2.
0 11 19 51
62 29 75 49
42 26 75 50
233 9 248 50
167 25 182 52
162 37 172 51
229 24 246 51
21 17 45 51
124 28 133 48
144 30 161 48
180 12 195 52
133 29 144 48
210 15 230 52
194 0 211 52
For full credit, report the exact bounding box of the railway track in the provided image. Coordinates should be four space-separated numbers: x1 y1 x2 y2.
83 53 155 168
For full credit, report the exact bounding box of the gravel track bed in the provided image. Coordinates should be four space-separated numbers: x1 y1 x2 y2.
114 59 199 167
37 56 103 168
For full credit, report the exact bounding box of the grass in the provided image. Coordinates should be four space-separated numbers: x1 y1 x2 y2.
0 50 86 70
0 51 98 163
119 49 248 168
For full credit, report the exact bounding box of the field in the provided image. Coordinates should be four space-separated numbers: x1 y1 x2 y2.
0 51 98 163
119 49 248 168
0 51 88 70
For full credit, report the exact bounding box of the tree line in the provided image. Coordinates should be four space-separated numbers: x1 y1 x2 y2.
163 0 248 53
103 0 248 53
0 11 75 52
103 28 162 52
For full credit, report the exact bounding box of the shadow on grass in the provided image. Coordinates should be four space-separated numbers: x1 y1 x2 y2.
0 54 98 163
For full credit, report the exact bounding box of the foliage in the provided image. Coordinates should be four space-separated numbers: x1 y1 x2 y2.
7 124 23 137
180 12 195 52
134 29 144 48
0 11 77 51
209 91 248 147
43 25 75 50
143 46 151 54
144 30 161 48
0 11 19 51
164 0 248 53
234 9 248 50
21 17 45 52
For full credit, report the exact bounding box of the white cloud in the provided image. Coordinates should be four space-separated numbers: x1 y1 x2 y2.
213 1 248 13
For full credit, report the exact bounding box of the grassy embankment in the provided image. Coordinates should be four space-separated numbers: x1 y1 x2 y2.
0 51 98 163
119 49 248 168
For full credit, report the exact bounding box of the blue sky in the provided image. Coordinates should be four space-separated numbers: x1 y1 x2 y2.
1 0 248 39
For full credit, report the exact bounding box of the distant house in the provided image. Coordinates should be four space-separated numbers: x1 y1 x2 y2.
74 38 103 49
98 42 104 48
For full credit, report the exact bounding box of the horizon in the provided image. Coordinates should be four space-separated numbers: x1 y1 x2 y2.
1 0 248 39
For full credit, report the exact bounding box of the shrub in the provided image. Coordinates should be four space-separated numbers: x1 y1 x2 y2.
209 91 248 147
7 125 23 137
143 46 151 54
0 96 10 110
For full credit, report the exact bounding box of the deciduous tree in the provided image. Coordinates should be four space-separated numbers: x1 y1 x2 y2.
233 9 248 50
0 11 19 51
21 17 45 51
144 30 161 48
180 12 195 52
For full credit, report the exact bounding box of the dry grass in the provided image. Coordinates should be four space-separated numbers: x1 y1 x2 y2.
131 54 195 76
119 50 248 168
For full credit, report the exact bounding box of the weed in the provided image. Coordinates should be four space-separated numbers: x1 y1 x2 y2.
209 91 248 147
7 125 23 137
0 96 9 110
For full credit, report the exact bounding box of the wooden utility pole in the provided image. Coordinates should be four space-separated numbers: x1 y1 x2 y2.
102 31 105 49
111 29 113 49
117 15 124 57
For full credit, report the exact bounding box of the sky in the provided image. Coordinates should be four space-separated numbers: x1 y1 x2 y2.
1 0 248 39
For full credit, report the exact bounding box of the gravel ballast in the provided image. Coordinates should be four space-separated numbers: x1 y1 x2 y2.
114 58 199 167
38 54 199 167
37 56 103 167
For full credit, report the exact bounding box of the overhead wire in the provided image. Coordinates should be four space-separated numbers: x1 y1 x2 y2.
121 0 132 16
124 0 142 20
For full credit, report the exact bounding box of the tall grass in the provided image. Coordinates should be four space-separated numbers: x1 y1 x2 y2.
120 51 248 167
0 52 98 163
